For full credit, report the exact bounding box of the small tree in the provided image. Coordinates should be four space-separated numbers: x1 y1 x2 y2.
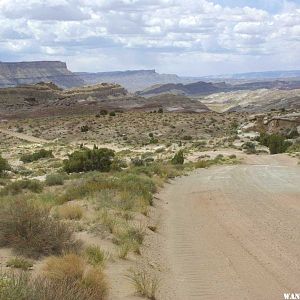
171 150 184 165
0 154 10 176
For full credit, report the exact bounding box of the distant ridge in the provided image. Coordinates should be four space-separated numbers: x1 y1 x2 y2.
138 80 300 97
76 69 183 92
200 70 300 80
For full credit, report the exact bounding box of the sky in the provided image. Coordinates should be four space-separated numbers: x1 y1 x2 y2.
0 0 300 76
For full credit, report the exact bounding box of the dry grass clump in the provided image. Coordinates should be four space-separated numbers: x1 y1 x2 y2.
42 254 108 300
0 179 43 196
0 271 32 300
0 267 108 300
127 267 159 299
85 245 109 267
0 198 80 258
115 224 146 258
57 204 84 220
6 257 33 271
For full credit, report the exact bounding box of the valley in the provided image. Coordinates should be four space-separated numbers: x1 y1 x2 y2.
0 61 300 300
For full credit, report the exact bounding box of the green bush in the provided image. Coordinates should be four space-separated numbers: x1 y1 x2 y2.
171 150 184 165
259 133 292 154
20 149 53 163
63 148 115 173
109 111 116 117
0 198 79 258
45 174 64 186
0 154 10 176
0 179 43 196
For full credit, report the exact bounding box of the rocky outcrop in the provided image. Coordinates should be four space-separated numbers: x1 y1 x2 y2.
243 113 300 136
0 82 62 111
0 61 84 88
0 82 127 112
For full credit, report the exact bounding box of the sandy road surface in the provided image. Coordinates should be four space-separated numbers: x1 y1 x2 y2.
159 155 300 300
0 128 48 144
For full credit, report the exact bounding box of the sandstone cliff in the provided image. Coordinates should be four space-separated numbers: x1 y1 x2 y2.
0 61 84 88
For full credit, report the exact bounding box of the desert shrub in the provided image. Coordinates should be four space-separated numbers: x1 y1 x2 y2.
127 267 159 299
149 137 158 144
287 128 299 139
131 162 183 180
259 133 292 154
85 246 108 267
287 141 300 153
42 254 107 300
0 198 79 258
182 135 192 141
194 160 211 168
20 149 53 163
0 154 10 176
171 150 184 165
63 148 115 173
242 141 257 154
110 158 127 171
45 173 64 186
57 204 84 220
6 257 33 271
131 157 144 167
99 109 108 116
0 179 43 196
80 125 89 133
60 176 116 203
109 111 116 116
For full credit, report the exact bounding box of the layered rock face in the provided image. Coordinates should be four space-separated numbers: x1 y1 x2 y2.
0 61 84 88
0 82 128 113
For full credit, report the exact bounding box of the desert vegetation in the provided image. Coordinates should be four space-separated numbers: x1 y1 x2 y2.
258 133 292 154
0 109 298 299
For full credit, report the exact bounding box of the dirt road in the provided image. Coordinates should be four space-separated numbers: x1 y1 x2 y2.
158 155 300 300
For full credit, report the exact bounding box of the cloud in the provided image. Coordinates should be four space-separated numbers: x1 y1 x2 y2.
0 0 299 75
0 0 90 21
